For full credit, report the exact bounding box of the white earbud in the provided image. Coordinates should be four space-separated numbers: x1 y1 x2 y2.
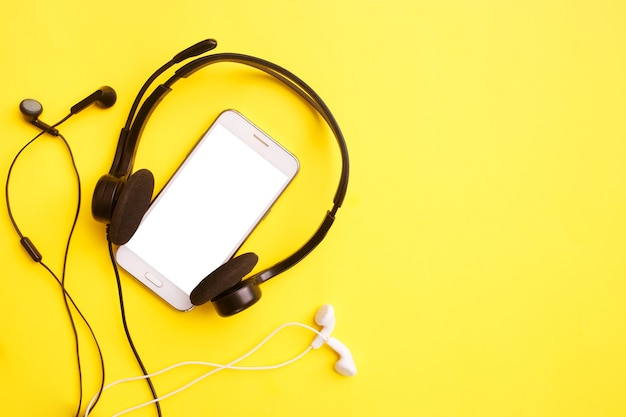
326 336 357 377
311 304 336 349
85 307 358 416
310 304 357 377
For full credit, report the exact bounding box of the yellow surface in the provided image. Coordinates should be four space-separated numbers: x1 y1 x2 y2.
2 1 626 416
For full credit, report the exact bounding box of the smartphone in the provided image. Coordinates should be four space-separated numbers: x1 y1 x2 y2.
116 110 299 311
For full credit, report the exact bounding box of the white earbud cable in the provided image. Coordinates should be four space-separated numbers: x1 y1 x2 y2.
84 321 325 417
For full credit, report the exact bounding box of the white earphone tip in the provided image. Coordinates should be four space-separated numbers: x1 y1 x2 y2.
315 304 334 326
311 304 336 349
326 337 356 377
335 361 357 377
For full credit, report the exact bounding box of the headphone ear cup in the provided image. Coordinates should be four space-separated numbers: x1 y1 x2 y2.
211 277 262 317
108 169 154 245
190 252 259 306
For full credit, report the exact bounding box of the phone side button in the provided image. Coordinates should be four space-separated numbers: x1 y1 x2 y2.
145 272 163 288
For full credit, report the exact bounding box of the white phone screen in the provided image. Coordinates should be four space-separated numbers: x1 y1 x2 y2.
120 114 295 298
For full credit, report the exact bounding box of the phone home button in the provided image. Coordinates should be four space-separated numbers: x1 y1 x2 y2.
145 271 163 288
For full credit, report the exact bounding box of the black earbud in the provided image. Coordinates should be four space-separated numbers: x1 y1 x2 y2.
12 86 117 262
20 86 117 136
70 86 117 114
19 98 59 136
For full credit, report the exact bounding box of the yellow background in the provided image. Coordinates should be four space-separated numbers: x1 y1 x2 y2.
2 1 626 416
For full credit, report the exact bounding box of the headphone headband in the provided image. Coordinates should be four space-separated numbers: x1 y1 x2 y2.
113 53 349 208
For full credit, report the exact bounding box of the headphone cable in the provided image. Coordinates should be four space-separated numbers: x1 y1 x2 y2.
106 230 162 417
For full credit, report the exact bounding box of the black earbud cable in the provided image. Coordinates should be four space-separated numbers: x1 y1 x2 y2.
8 111 162 416
106 230 162 417
57 131 100 417
5 131 44 238
38 260 106 416
5 128 106 417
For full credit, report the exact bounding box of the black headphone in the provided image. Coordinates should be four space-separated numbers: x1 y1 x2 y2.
91 39 350 317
